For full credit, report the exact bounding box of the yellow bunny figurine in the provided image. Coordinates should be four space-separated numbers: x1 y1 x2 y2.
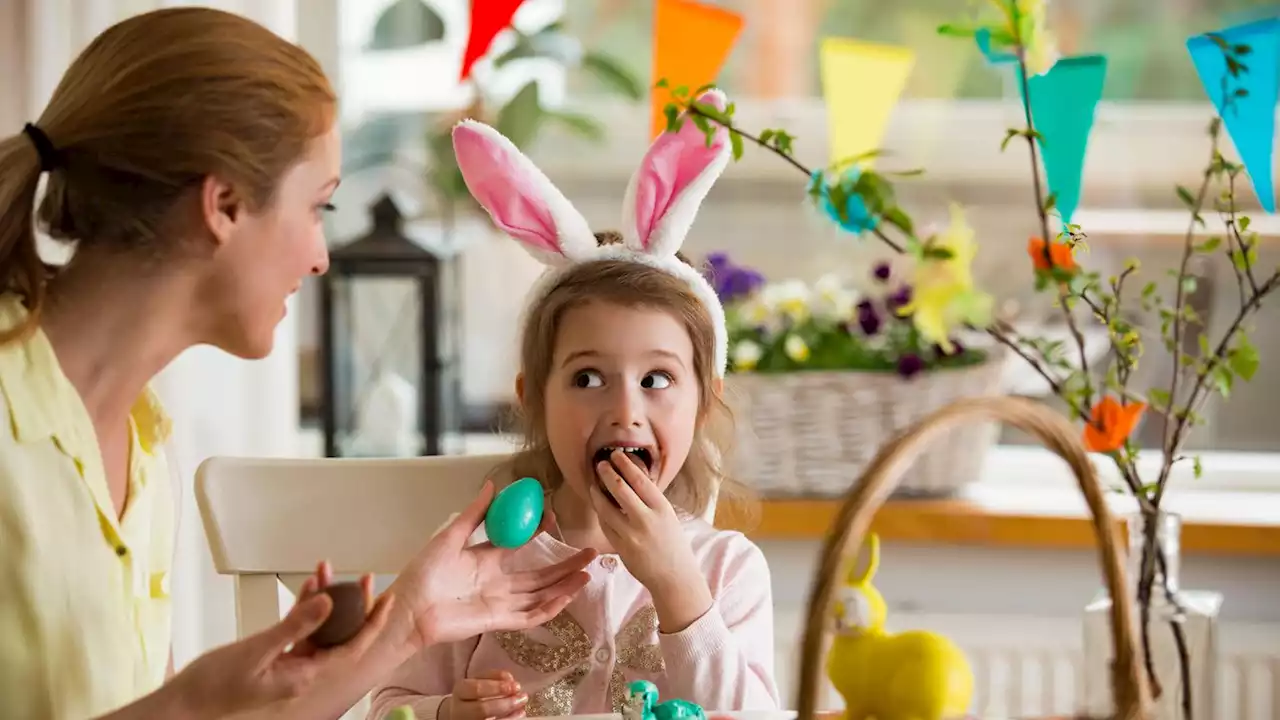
826 533 974 720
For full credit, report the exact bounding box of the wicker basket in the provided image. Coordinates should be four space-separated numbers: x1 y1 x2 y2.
725 352 1005 497
793 395 1154 720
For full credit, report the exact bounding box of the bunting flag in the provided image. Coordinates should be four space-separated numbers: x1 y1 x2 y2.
819 38 915 169
1018 55 1107 226
651 0 744 139
1188 19 1280 213
459 0 527 81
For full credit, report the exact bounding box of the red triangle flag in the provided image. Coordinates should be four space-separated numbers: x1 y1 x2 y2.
459 0 527 81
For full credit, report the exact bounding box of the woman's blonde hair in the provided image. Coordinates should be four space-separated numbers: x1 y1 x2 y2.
502 232 755 522
0 7 334 345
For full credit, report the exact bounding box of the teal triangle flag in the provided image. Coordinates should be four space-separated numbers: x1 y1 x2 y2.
1017 55 1108 226
1187 19 1280 213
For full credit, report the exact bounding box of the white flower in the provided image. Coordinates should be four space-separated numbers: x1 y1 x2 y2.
762 280 811 324
811 273 859 322
732 340 763 371
784 334 811 363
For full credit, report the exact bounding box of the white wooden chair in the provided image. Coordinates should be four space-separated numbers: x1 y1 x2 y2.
194 452 718 717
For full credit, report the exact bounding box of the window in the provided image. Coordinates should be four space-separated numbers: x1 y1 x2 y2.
304 0 1280 459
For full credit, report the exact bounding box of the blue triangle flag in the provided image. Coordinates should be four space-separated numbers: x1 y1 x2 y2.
1188 19 1280 213
1019 55 1108 226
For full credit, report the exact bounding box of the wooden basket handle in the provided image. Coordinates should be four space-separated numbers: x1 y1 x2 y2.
793 395 1153 720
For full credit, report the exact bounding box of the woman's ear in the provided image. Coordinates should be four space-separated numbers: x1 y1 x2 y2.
515 373 526 406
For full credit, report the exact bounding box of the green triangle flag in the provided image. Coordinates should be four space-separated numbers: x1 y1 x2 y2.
1018 55 1108 226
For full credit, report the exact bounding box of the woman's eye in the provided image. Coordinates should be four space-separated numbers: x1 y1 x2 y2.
641 372 672 390
573 370 604 389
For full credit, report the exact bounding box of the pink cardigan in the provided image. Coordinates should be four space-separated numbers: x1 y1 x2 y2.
368 518 778 719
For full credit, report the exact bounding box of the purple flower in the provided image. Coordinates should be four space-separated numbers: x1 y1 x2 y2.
886 285 912 313
896 353 924 379
872 262 892 282
702 252 764 303
856 300 881 336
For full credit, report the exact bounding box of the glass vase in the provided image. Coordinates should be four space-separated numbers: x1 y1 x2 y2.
1081 510 1221 720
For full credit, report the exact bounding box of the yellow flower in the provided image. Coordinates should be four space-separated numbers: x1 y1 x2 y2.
732 340 763 372
993 0 1058 75
784 334 810 363
899 203 994 351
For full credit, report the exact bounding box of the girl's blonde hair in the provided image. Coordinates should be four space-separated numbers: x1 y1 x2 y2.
502 232 755 522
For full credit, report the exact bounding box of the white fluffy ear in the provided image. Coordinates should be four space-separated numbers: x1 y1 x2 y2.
620 89 732 258
452 120 595 264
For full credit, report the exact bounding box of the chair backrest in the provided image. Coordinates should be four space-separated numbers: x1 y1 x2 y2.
194 452 720 640
195 453 507 640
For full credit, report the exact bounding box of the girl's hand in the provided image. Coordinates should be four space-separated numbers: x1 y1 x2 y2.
589 450 714 633
443 670 528 720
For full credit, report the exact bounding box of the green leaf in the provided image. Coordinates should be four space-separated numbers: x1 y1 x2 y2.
1210 364 1234 397
1193 456 1203 478
544 109 605 142
1196 237 1222 253
1000 128 1020 151
495 81 545 149
366 0 446 50
1147 388 1171 411
580 51 644 100
883 206 914 235
1228 334 1260 381
1239 216 1252 232
1176 184 1196 208
729 131 745 161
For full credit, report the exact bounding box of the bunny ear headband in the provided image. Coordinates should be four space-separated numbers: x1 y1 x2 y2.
451 89 732 376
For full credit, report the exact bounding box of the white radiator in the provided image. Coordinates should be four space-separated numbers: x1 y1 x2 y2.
775 612 1280 719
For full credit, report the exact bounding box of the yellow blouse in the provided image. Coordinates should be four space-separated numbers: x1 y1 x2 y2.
0 295 174 719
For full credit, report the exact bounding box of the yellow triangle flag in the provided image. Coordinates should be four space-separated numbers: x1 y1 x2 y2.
651 0 744 139
819 37 915 169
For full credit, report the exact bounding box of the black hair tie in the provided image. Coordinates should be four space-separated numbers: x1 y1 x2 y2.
22 123 62 173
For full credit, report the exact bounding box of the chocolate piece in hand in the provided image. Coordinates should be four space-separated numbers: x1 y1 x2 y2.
307 581 367 648
592 447 652 508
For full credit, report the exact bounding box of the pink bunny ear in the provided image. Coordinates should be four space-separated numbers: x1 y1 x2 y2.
620 89 732 257
452 120 595 264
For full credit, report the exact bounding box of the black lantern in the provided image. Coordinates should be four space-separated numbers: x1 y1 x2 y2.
318 194 459 458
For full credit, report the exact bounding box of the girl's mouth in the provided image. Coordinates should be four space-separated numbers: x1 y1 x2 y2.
590 445 656 506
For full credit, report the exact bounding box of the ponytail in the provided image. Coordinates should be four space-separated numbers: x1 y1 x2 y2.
0 133 51 345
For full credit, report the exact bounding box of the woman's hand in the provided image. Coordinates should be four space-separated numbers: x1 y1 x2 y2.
164 566 393 720
387 479 597 650
589 450 714 633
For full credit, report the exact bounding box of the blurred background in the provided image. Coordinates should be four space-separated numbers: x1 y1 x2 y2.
4 1 1280 718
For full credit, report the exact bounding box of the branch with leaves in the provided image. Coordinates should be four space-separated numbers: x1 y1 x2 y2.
660 5 1279 717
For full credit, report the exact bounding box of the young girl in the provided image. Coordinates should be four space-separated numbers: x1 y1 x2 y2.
368 89 778 720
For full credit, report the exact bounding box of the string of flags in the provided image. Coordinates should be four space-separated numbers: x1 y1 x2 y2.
456 0 1280 218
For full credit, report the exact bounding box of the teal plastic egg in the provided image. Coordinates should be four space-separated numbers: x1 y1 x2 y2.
484 477 545 548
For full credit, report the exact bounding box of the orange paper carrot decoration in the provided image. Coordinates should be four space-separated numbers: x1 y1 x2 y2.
1083 396 1146 453
1027 236 1078 273
651 0 744 138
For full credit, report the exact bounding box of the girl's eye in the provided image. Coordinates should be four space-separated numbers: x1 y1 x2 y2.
319 202 337 213
573 370 604 389
641 371 672 390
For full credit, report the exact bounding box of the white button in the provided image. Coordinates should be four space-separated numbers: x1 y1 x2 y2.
595 647 611 664
601 556 618 571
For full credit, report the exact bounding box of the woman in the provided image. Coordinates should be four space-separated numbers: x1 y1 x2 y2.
0 7 593 719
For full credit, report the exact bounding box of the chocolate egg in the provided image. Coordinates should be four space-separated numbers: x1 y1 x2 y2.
484 476 545 548
307 581 367 648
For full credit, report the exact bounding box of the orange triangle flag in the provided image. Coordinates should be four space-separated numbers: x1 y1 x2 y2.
651 0 744 139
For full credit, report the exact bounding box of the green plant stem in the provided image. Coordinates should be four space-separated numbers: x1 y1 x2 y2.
1156 133 1220 501
1014 55 1097 418
685 103 813 176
